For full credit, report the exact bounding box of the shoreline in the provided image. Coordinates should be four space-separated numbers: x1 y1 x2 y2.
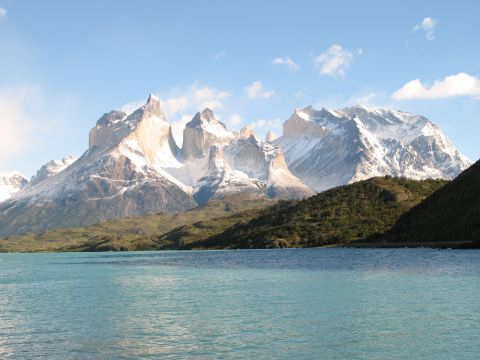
2 241 479 254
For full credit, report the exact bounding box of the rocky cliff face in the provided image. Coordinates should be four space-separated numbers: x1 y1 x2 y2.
181 109 234 160
276 105 472 192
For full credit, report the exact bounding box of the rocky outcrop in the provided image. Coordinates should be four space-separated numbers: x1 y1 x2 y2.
181 108 233 160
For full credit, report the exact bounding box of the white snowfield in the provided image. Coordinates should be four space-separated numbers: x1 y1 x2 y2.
0 95 472 235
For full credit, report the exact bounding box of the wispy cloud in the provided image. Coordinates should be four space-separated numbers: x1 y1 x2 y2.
272 57 300 72
212 51 226 61
315 44 354 80
392 73 480 100
227 113 243 128
413 17 438 41
0 84 80 170
244 81 276 100
0 7 6 18
250 118 282 130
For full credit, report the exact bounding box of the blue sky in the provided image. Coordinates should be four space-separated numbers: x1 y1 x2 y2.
0 0 479 176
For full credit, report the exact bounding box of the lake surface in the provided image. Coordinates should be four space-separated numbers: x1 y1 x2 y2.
0 249 479 359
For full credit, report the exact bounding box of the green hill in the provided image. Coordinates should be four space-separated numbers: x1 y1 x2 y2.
178 177 447 249
0 195 273 252
1 176 455 252
382 160 480 247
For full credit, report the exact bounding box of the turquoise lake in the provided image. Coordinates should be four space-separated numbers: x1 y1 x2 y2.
0 248 479 359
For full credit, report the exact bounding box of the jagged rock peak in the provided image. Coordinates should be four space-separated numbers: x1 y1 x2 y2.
129 94 164 121
182 108 234 159
29 156 77 186
238 125 256 139
147 93 160 104
96 110 127 127
265 131 278 142
188 108 226 129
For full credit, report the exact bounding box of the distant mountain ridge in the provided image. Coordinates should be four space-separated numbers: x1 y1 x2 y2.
0 96 471 237
276 105 471 191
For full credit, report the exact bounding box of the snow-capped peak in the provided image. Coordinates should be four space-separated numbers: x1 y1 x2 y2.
276 104 472 192
29 155 77 186
238 125 256 139
0 172 28 202
128 94 165 123
265 131 278 142
182 109 234 159
89 95 169 149
187 108 230 133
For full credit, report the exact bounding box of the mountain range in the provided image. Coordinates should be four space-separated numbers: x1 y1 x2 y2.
0 95 472 237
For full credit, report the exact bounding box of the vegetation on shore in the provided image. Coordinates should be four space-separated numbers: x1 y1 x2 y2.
0 195 273 252
181 177 447 249
0 177 449 252
382 160 480 245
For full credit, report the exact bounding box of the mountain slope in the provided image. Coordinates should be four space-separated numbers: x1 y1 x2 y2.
0 95 197 237
382 159 480 245
276 105 471 192
180 177 447 249
0 195 273 252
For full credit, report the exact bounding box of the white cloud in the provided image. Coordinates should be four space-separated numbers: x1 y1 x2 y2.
0 87 36 162
392 73 480 100
272 57 300 72
315 44 354 79
413 17 438 41
212 51 226 60
293 90 303 98
189 83 230 111
250 118 282 130
227 113 243 128
244 81 276 100
0 84 81 173
0 7 6 18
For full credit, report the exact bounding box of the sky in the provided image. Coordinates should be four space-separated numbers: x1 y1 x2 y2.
0 0 479 176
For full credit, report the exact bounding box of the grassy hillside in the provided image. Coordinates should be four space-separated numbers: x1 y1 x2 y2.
383 160 480 246
178 177 447 249
0 177 452 252
0 195 273 252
